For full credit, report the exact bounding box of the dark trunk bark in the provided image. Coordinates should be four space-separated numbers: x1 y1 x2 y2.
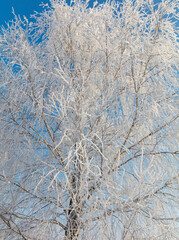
65 197 79 239
65 163 81 239
65 199 79 240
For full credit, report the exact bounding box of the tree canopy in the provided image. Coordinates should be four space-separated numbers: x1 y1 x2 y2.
0 0 178 239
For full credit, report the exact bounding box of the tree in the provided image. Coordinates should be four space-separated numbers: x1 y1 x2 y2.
0 0 178 239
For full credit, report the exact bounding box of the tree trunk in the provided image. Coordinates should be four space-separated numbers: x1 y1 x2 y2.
65 198 79 240
65 160 81 240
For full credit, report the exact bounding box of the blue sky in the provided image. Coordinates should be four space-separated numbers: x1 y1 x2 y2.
0 0 50 27
0 0 105 27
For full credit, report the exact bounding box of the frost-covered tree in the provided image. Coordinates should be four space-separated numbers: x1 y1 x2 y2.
0 0 178 239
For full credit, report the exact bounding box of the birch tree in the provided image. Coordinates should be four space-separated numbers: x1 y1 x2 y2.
0 0 178 239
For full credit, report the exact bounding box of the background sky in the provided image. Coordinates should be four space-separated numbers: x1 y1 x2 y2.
0 0 50 27
0 0 106 28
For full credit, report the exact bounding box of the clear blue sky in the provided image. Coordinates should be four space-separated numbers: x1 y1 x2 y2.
0 0 106 28
0 0 50 27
